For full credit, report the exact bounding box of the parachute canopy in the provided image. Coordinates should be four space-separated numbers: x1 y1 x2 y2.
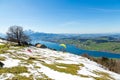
59 44 66 48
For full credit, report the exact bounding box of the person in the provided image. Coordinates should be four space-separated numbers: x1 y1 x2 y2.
27 49 32 53
59 44 66 52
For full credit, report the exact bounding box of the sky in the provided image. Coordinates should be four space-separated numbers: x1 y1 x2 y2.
0 0 120 34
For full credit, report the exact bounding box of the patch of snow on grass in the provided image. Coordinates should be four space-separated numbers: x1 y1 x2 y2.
19 73 30 77
0 73 14 80
56 66 67 69
7 50 16 53
78 67 99 77
0 43 4 45
39 63 94 80
1 46 120 80
0 39 7 43
2 58 20 67
56 60 79 64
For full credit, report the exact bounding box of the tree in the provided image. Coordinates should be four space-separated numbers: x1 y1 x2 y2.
6 26 31 46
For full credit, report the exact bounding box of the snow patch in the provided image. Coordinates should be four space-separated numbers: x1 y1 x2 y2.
0 73 14 80
0 39 7 43
19 73 30 77
39 63 94 80
2 58 20 67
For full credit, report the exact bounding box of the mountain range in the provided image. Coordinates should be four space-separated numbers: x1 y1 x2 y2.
1 30 120 42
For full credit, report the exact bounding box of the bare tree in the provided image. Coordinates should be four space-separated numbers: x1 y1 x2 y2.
6 26 30 46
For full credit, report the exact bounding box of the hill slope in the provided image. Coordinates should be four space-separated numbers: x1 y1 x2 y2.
0 39 120 80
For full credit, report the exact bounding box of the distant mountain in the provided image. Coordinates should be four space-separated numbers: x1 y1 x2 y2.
24 30 75 42
0 33 6 38
24 30 120 43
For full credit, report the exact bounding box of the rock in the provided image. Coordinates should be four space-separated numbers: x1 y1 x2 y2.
35 43 47 48
49 48 57 51
0 61 4 68
40 45 47 48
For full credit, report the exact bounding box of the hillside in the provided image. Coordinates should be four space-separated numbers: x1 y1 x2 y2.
55 37 120 54
0 39 120 80
23 30 120 42
23 31 120 54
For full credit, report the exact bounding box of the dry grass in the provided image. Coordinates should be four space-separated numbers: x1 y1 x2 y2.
93 71 115 80
0 66 28 74
79 74 90 78
42 63 84 75
0 56 6 61
36 72 53 80
6 74 32 80
9 75 33 80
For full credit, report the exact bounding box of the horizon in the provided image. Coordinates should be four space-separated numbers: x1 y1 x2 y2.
0 0 120 34
1 29 120 35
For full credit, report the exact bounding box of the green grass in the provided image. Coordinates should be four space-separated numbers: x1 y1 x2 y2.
0 43 25 54
0 45 9 54
0 45 7 48
42 63 84 75
82 42 120 53
0 44 13 54
57 39 120 54
0 66 28 74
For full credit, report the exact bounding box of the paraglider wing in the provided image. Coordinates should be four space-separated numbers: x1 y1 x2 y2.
59 44 66 48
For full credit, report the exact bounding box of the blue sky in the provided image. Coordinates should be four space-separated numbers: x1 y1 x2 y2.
0 0 120 34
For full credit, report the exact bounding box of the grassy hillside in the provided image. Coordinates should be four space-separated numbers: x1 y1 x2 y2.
0 39 120 80
56 39 120 54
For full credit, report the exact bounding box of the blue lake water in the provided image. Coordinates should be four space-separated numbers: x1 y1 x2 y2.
32 41 120 59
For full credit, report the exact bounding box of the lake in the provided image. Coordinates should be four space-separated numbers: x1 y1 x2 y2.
32 40 120 59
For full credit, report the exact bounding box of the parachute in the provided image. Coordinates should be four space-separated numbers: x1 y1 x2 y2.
59 44 66 48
